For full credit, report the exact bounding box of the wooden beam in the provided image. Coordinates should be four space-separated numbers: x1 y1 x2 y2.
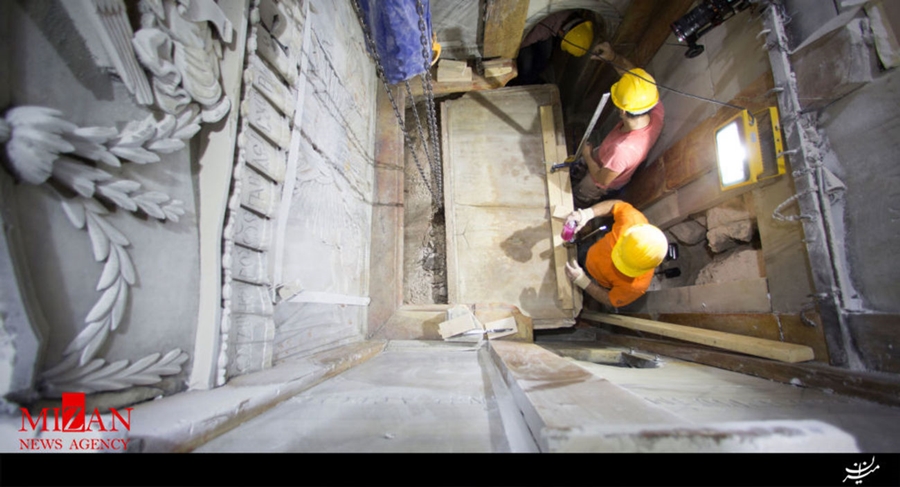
483 0 530 59
627 0 696 68
540 105 574 311
582 311 815 363
595 333 900 408
409 60 518 99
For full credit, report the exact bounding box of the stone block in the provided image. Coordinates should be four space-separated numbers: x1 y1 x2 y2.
668 219 707 245
707 220 755 253
790 19 878 110
707 199 754 229
695 248 764 286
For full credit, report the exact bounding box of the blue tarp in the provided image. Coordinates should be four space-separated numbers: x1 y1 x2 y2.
358 0 433 85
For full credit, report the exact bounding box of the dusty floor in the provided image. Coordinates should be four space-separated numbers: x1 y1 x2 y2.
403 101 448 305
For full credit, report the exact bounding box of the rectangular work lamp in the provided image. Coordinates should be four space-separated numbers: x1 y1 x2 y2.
714 107 786 190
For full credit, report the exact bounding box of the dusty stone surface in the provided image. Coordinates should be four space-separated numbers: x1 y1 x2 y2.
707 203 753 229
403 103 447 305
669 220 707 245
707 220 756 253
695 247 764 286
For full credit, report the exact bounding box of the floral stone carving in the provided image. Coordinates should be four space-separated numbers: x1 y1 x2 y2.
0 106 198 396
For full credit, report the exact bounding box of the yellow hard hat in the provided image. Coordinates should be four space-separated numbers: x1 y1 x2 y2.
610 68 660 114
561 20 593 57
611 224 668 278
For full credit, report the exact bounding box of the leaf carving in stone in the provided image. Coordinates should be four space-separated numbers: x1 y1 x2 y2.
1 107 77 184
88 0 155 105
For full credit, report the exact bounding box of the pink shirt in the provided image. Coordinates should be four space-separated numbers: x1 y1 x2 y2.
591 102 665 190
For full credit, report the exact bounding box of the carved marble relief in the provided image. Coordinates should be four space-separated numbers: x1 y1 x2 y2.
231 245 269 286
239 164 280 217
245 56 295 116
0 0 235 399
132 0 232 122
242 89 292 149
240 125 287 183
231 207 273 251
217 0 308 385
252 26 298 85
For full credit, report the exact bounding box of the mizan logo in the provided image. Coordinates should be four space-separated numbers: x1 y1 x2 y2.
18 392 132 451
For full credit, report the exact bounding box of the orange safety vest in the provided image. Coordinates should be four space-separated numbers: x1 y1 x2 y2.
584 202 655 307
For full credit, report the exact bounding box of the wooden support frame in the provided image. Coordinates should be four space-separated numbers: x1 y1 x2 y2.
539 105 581 315
483 0 530 59
582 311 815 363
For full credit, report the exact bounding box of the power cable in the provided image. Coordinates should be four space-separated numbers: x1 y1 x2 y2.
602 55 750 114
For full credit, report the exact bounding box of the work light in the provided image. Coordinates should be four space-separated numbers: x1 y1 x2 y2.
714 107 786 190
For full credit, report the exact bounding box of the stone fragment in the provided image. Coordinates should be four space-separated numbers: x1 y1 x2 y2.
707 205 753 230
707 220 755 253
695 248 763 286
669 220 708 246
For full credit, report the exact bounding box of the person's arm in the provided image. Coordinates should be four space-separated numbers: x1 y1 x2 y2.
565 260 614 308
590 41 635 75
565 199 624 232
581 142 621 192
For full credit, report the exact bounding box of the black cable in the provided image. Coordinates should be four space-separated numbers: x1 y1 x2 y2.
602 54 750 114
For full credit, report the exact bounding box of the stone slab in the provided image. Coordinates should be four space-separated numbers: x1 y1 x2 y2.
197 341 500 452
639 278 772 314
488 341 686 452
129 340 385 452
443 86 572 323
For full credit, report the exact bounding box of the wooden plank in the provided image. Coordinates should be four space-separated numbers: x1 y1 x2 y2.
595 333 900 408
483 0 530 59
540 106 573 310
409 60 518 99
582 311 815 363
657 313 783 341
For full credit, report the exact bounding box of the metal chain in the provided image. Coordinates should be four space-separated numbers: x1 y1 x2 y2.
403 79 433 174
351 0 437 203
415 0 443 208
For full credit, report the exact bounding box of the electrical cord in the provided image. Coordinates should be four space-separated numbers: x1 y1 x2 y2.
601 54 751 114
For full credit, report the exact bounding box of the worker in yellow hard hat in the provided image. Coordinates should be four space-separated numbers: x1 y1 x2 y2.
563 199 668 308
570 42 665 209
512 11 594 85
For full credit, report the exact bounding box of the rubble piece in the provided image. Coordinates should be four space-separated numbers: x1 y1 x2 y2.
438 306 486 342
707 203 753 229
484 316 518 340
707 220 755 253
483 59 514 77
695 248 765 286
437 59 472 82
668 219 707 245
866 1 900 69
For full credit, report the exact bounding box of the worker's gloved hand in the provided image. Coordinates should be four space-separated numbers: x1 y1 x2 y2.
566 207 594 233
591 41 615 62
565 260 592 289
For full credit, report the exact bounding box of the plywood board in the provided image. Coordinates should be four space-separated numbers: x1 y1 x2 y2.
442 86 574 323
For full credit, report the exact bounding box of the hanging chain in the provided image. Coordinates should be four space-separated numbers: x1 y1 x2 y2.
415 0 443 209
351 0 438 204
403 79 433 175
